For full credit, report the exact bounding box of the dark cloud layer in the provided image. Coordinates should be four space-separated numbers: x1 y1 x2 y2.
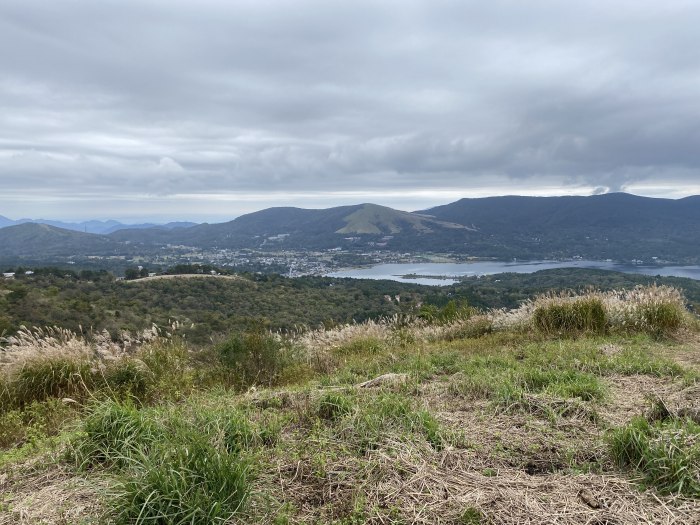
1 0 699 220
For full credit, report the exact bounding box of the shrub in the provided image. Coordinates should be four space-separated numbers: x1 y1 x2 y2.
0 398 77 449
533 297 607 336
103 359 154 401
419 300 476 325
216 329 288 387
609 416 700 497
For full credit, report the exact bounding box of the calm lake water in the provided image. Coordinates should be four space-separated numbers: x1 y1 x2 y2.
327 260 700 286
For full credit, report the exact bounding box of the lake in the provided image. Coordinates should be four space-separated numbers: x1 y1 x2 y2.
327 260 700 286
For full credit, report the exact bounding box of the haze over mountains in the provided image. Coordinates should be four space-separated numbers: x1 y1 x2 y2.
2 193 700 263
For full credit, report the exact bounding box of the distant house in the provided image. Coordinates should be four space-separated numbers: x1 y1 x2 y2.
3 272 15 279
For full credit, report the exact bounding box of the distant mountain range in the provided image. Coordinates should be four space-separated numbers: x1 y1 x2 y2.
0 217 196 234
1 194 699 263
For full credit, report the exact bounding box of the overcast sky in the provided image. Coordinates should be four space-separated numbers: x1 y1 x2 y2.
1 0 699 222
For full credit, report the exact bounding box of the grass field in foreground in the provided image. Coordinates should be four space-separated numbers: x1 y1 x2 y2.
1 286 699 524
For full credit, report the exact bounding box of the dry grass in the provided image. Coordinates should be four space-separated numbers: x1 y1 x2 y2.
367 444 699 525
263 435 699 524
0 324 173 373
0 456 107 525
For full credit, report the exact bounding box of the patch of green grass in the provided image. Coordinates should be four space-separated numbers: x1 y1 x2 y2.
609 416 700 497
318 392 355 421
333 337 386 356
191 405 283 452
603 348 686 377
521 368 606 401
518 337 689 379
451 353 606 405
341 393 446 452
460 507 484 524
112 432 250 525
73 399 257 524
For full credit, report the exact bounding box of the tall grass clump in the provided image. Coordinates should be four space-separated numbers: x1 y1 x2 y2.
493 285 689 337
74 399 252 524
609 416 700 497
113 434 250 525
533 297 607 336
7 358 95 409
74 399 163 469
1 327 99 410
0 325 197 414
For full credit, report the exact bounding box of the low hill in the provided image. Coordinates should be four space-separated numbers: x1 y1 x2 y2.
0 223 122 257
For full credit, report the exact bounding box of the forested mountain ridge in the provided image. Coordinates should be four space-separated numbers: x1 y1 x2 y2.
2 194 700 262
109 203 475 251
420 193 700 233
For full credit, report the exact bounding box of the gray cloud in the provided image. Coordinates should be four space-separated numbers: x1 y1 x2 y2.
1 0 699 220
